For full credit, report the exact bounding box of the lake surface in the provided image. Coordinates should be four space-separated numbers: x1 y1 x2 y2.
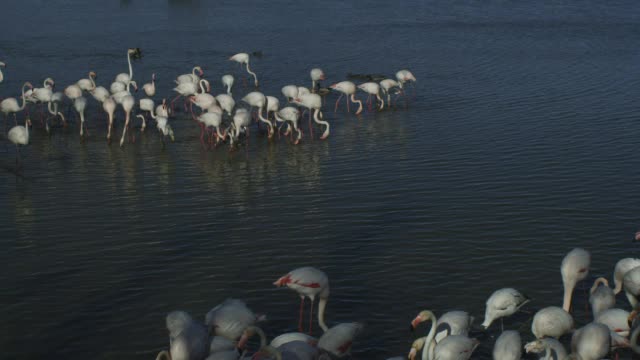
1 0 640 359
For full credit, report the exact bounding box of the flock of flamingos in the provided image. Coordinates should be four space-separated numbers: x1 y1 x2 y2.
154 246 640 360
0 48 417 169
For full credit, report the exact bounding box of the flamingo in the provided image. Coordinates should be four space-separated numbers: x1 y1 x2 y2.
143 73 156 97
172 79 209 113
276 341 320 360
155 115 175 146
481 288 529 331
317 322 363 358
204 299 264 342
46 92 66 131
595 308 630 337
103 97 116 142
589 277 615 317
191 92 217 115
270 333 317 349
139 98 157 131
0 61 5 83
358 82 384 111
199 111 226 148
411 310 473 344
119 94 135 147
380 79 400 105
396 69 417 88
74 96 88 138
114 48 139 84
236 325 268 351
241 91 273 138
229 52 258 87
330 81 363 114
7 117 32 168
282 85 298 102
229 108 251 148
216 94 235 116
614 258 640 294
64 83 83 101
531 306 574 339
624 266 640 309
2 82 32 132
293 93 329 140
274 267 330 334
524 338 567 360
274 106 302 144
432 335 479 360
492 331 521 360
409 310 437 360
30 77 55 103
561 248 591 312
266 96 280 123
156 311 209 360
77 71 96 91
176 66 203 84
568 323 610 360
156 99 170 118
209 335 237 354
222 74 234 95
91 86 110 103
630 311 640 354
310 68 325 92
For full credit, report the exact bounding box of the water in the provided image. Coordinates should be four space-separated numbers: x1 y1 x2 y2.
1 0 640 358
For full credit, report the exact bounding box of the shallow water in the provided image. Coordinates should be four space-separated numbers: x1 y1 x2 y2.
1 0 640 359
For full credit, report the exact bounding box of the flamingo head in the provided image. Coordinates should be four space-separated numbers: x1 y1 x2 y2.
152 73 156 81
329 83 338 89
195 66 204 76
410 310 431 330
131 81 138 92
634 231 640 241
128 48 142 59
273 274 292 287
26 118 32 127
319 74 326 81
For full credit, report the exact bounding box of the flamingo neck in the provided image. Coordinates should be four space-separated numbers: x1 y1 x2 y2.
19 84 29 110
127 51 133 79
199 80 208 94
350 94 363 115
0 68 3 83
155 350 170 360
420 312 437 360
216 126 226 140
590 277 609 294
318 296 329 332
137 114 146 131
257 106 273 135
562 281 575 312
90 74 96 90
192 67 198 76
376 93 385 110
24 118 30 143
631 326 640 354
245 61 258 86
226 84 231 95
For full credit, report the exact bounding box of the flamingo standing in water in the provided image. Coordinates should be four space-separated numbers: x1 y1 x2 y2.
481 288 529 331
330 81 362 115
380 78 400 106
358 82 384 111
119 94 135 147
176 66 203 85
294 93 329 140
222 74 234 95
172 79 209 113
241 91 273 138
143 73 156 97
282 85 298 102
317 322 362 358
0 61 5 83
310 68 325 92
561 248 591 313
8 117 32 169
103 97 116 143
216 94 235 116
396 69 417 88
274 267 330 334
568 323 610 360
204 299 264 342
77 71 96 91
274 106 302 144
2 82 32 132
230 53 258 87
228 108 251 148
156 311 209 360
74 96 88 138
624 266 640 309
199 111 226 148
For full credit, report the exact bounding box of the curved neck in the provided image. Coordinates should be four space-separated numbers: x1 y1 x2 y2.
313 109 328 126
19 84 29 110
376 93 384 109
199 79 208 94
318 296 329 332
245 61 258 86
631 325 640 354
226 84 231 95
563 281 575 312
192 67 198 76
127 51 133 79
421 313 437 360
590 277 608 294
216 125 226 140
155 350 171 360
350 94 363 114
137 114 146 130
90 74 96 89
0 68 3 83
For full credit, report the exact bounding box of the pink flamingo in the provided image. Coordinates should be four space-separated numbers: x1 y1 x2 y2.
274 267 330 334
329 81 362 114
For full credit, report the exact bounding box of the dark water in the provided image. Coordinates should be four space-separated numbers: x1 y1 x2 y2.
1 1 640 359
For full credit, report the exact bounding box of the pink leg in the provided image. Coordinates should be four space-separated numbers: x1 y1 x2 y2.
308 110 314 139
170 95 181 112
347 96 351 113
298 296 305 332
334 94 343 113
309 298 315 335
199 124 206 149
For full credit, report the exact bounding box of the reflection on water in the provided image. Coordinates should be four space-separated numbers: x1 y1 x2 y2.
2 0 640 359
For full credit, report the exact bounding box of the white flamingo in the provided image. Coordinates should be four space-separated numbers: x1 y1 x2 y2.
492 331 521 360
531 306 574 339
282 85 298 102
172 79 209 112
310 68 325 92
396 69 417 88
380 78 400 105
229 108 251 147
139 98 157 132
614 258 640 294
112 81 138 104
204 299 264 342
595 308 630 338
91 86 110 103
216 94 235 116
199 111 226 148
568 323 610 360
114 48 139 84
7 117 32 168
274 106 302 144
229 52 258 87
241 91 273 138
119 94 135 147
103 97 116 142
561 248 591 312
46 92 66 131
222 74 234 95
2 82 32 132
481 288 529 330
74 96 88 137
293 93 329 140
274 267 330 334
330 81 363 114
408 310 437 360
143 73 156 97
266 95 280 122
77 71 96 91
155 115 174 146
433 335 479 360
176 66 203 84
358 82 384 111
270 332 317 349
317 322 363 358
589 277 615 317
30 77 55 103
156 311 208 360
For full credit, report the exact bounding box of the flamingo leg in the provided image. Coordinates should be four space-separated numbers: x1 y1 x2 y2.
298 296 305 333
347 94 351 113
170 95 181 113
334 93 343 113
309 297 315 335
308 110 314 139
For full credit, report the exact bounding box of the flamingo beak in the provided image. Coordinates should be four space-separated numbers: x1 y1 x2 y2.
320 75 325 80
410 317 422 330
634 231 640 242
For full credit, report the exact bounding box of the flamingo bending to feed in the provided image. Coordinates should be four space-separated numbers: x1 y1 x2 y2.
274 106 302 144
229 53 258 87
74 96 88 138
241 91 273 138
139 98 157 131
481 288 529 330
380 79 400 105
266 96 280 122
492 331 521 360
176 66 203 84
77 71 96 91
222 74 234 95
524 338 567 360
2 82 32 132
103 97 116 143
228 108 251 147
358 82 384 111
531 306 574 339
204 299 265 342
119 94 135 147
199 111 226 148
396 69 417 88
114 48 140 84
595 308 630 342
282 85 298 102
317 322 363 358
614 258 640 294
143 73 156 97
8 117 32 168
216 94 235 116
568 322 610 360
156 310 209 360
0 61 5 83
330 81 362 114
561 248 590 313
293 94 329 140
155 115 174 146
46 92 66 131
589 277 615 317
274 267 330 334
310 68 325 92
